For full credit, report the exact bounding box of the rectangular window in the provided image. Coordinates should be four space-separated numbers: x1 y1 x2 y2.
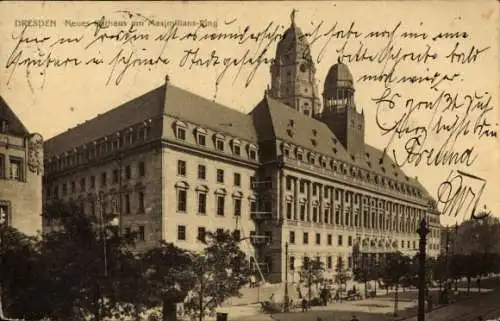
217 195 225 216
286 177 292 191
113 169 119 184
234 199 241 216
0 155 4 179
125 194 131 213
138 162 145 177
303 232 309 245
80 178 86 192
198 193 207 214
250 176 255 189
233 145 241 156
234 173 241 186
216 139 224 151
138 192 145 213
9 157 23 181
90 176 95 188
401 240 405 248
197 134 206 146
348 236 353 246
176 127 186 140
101 172 107 186
338 235 343 246
286 203 292 219
138 225 145 241
290 256 295 271
197 227 206 242
197 165 206 180
289 231 295 244
177 160 186 176
299 181 305 193
312 185 317 196
315 233 321 245
216 169 224 183
312 207 318 222
177 225 186 240
249 150 257 160
324 187 329 198
348 256 353 268
327 234 332 245
300 204 305 221
125 165 131 179
327 256 332 269
177 189 187 212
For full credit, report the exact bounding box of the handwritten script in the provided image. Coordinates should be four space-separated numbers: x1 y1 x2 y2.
3 11 497 220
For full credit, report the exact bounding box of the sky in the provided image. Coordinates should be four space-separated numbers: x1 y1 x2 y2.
0 1 498 226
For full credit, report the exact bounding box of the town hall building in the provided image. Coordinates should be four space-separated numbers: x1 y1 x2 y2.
43 14 441 283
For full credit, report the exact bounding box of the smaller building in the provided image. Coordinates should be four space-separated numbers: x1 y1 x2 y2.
0 97 43 235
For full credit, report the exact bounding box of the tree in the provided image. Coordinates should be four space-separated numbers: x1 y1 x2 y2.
298 257 325 305
183 229 251 321
40 201 134 321
381 252 411 316
334 257 350 303
0 226 48 320
141 242 197 321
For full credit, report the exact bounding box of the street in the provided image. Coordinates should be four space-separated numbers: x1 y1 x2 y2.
219 287 500 321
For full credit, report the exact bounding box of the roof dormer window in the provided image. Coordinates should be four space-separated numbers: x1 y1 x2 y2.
196 127 207 146
175 121 187 141
214 133 225 151
231 139 241 156
248 144 257 160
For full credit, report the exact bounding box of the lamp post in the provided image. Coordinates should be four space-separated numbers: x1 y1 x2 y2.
96 191 120 321
417 218 429 321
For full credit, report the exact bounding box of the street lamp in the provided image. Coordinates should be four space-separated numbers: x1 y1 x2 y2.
417 218 429 321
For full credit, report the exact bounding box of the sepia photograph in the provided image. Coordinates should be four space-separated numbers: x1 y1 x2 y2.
0 1 499 321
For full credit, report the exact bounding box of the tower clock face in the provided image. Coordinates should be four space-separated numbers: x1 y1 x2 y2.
300 63 307 72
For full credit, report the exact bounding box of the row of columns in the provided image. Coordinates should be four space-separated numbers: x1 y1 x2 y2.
283 175 424 233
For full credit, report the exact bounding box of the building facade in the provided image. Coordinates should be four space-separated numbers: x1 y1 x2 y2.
43 15 441 283
0 97 44 235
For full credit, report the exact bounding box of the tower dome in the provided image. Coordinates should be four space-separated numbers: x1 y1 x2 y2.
275 22 312 62
268 9 321 117
323 59 354 94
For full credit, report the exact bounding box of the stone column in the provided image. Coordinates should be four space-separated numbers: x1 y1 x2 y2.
307 181 312 222
318 183 323 223
330 187 335 224
293 177 298 220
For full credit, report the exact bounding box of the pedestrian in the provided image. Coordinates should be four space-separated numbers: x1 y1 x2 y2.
350 314 360 321
301 298 308 312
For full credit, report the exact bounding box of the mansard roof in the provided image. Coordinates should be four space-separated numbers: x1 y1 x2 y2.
44 82 257 159
253 95 430 195
44 85 166 158
0 96 30 137
164 84 257 143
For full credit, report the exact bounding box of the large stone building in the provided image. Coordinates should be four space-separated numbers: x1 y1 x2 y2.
43 15 441 282
0 97 44 235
